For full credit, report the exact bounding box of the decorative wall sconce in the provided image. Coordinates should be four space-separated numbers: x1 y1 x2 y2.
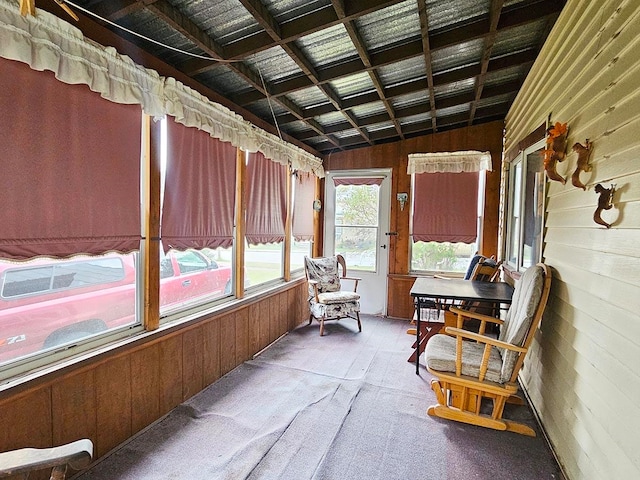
593 183 616 228
397 192 409 211
571 140 593 190
543 121 568 184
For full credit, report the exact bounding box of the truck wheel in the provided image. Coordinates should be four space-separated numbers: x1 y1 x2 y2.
43 319 108 349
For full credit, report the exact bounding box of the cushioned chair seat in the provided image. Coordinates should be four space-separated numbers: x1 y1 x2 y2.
317 291 360 304
425 334 504 383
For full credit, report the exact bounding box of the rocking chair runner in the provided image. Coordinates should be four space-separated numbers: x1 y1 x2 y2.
304 255 362 336
424 263 552 436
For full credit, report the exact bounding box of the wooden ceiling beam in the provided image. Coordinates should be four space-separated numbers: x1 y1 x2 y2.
469 0 504 125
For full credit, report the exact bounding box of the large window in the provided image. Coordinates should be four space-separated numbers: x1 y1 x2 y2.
0 253 138 367
410 172 484 273
244 152 287 287
291 172 315 273
505 139 546 271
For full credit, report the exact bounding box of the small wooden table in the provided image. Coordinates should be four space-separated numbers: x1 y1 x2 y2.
409 277 514 374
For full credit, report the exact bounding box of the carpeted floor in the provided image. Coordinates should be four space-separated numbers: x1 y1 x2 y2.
75 315 563 480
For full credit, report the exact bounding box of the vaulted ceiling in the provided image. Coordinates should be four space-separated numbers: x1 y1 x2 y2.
47 0 565 158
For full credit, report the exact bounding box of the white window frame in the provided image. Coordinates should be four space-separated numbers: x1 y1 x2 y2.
504 138 546 272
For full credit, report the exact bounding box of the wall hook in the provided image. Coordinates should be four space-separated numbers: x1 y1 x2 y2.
593 183 616 228
397 192 408 211
571 140 592 190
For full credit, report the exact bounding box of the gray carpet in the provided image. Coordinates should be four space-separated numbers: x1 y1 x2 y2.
76 316 562 480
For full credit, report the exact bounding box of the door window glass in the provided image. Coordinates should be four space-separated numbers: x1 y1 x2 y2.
334 184 379 272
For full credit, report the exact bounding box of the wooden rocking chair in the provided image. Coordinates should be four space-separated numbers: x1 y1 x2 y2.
424 263 552 436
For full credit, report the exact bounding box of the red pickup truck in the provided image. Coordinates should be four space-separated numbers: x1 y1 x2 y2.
0 249 232 366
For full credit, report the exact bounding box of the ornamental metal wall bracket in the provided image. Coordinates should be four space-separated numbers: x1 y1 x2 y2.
593 183 616 228
571 140 593 190
543 122 568 184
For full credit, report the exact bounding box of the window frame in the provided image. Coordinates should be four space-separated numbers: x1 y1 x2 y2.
504 138 547 273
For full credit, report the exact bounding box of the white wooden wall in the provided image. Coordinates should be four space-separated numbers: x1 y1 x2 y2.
504 0 640 478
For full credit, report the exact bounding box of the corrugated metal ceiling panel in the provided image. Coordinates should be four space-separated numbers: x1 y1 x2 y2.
426 0 490 33
243 46 302 83
355 0 419 52
377 57 427 87
169 0 261 46
296 23 357 68
329 72 375 98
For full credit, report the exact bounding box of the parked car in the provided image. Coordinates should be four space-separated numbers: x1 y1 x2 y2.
0 249 231 365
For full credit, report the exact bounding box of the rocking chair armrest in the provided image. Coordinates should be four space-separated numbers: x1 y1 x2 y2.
0 439 93 477
444 327 528 353
449 306 504 325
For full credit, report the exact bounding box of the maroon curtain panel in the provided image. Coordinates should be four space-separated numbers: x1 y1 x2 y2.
162 118 237 251
292 172 315 241
0 58 142 259
245 151 287 245
412 172 479 243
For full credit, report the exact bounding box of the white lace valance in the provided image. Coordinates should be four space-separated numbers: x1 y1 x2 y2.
0 0 324 178
407 151 492 174
0 0 165 117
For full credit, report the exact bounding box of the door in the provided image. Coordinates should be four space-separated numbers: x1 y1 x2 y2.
324 169 391 315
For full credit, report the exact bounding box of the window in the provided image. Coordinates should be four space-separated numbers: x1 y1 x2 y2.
0 253 137 366
291 172 315 273
244 152 287 287
334 182 380 272
505 139 546 271
159 248 232 316
410 172 484 273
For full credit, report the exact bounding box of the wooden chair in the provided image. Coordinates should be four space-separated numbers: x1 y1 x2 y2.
407 256 501 363
0 439 93 479
304 255 362 336
424 263 552 436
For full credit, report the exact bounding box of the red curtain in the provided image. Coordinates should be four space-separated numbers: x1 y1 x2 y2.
412 172 479 243
0 58 142 259
292 172 315 241
162 118 237 251
245 152 287 245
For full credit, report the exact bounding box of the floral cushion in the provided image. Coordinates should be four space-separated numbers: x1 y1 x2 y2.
310 300 360 320
304 256 341 298
317 291 360 304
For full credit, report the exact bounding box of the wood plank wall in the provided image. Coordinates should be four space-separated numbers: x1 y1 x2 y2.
504 1 640 478
0 281 308 478
324 121 505 319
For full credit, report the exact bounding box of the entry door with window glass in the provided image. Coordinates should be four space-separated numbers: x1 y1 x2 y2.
324 170 391 315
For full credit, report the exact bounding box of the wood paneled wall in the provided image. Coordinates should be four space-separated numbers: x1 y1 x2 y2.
325 121 505 319
504 1 640 478
0 281 308 477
